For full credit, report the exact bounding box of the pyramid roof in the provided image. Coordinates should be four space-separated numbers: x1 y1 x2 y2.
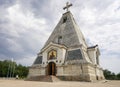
42 11 88 50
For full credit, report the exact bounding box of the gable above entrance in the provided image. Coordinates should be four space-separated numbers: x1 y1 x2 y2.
39 42 67 54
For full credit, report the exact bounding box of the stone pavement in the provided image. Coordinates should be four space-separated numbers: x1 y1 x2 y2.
0 79 120 87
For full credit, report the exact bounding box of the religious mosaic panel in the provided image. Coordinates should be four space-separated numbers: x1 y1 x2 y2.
48 50 57 60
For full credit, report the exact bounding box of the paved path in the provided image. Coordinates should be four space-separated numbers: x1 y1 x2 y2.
0 79 120 87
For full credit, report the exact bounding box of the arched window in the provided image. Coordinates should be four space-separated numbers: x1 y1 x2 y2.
58 36 62 44
63 16 67 23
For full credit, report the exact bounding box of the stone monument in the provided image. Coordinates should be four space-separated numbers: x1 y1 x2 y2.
27 2 104 82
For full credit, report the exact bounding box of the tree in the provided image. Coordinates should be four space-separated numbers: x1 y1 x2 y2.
0 60 28 78
116 73 120 80
15 64 28 78
0 60 14 77
103 69 117 80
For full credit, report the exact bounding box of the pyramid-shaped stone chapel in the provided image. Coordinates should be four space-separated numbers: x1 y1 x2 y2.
27 2 104 82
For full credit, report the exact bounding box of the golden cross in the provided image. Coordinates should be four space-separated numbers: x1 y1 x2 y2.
63 2 72 12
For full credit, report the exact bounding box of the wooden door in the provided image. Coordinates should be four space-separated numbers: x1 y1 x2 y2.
52 63 55 75
47 62 56 75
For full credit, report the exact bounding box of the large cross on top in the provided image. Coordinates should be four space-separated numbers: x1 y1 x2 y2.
63 2 73 12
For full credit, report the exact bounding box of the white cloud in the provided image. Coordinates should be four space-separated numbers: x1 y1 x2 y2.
80 7 97 24
7 3 46 31
16 56 35 66
7 38 24 52
0 1 49 61
100 55 120 74
5 3 49 51
100 1 120 20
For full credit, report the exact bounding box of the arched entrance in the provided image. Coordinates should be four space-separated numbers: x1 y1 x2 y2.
47 62 56 75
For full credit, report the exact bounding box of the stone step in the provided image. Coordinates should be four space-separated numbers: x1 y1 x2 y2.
41 76 52 82
51 76 61 82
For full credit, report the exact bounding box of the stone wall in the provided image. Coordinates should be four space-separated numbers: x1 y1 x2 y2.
56 64 91 81
28 63 104 82
28 66 45 77
56 63 104 81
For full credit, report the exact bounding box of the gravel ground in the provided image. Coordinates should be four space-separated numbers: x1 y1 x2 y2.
0 79 120 87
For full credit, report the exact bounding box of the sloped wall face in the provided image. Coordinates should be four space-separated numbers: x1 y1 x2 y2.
43 12 87 49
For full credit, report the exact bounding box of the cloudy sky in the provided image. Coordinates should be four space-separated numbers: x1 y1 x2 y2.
0 0 120 73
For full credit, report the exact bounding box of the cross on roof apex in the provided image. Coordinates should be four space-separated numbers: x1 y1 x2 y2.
63 2 73 12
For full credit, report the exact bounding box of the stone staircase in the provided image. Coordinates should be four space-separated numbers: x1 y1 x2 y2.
41 76 52 82
51 76 61 82
26 75 61 82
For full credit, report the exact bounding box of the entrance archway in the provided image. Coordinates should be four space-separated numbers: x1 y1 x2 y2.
47 62 56 75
